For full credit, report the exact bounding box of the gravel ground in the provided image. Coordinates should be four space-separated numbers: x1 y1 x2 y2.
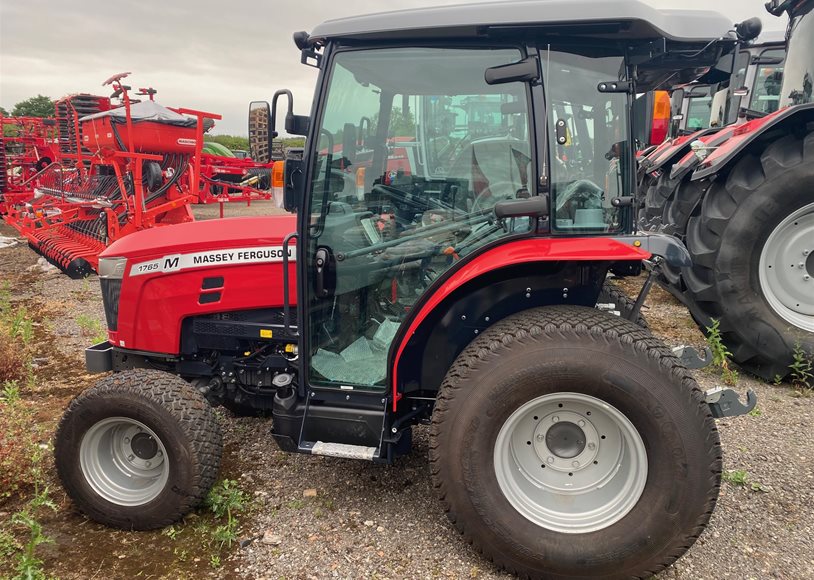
1 211 812 579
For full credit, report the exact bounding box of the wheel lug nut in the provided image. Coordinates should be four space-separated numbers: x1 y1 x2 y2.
536 434 545 442
124 437 130 444
588 442 596 450
128 455 134 461
552 416 559 423
571 461 580 468
158 451 163 456
145 461 151 467
578 420 586 427
547 457 554 464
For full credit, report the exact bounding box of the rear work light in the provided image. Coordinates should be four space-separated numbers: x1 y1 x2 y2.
650 90 670 145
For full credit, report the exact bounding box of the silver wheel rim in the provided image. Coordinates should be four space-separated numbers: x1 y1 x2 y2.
494 392 647 534
80 417 169 506
759 201 814 332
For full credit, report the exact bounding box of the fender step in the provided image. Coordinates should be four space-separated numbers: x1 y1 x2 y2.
308 441 378 460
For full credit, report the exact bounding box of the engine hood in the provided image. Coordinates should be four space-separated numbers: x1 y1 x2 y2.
101 215 298 260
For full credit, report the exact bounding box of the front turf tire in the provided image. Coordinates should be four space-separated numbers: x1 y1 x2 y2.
430 306 721 580
55 370 222 530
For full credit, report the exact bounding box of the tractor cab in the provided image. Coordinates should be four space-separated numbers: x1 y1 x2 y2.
252 0 735 400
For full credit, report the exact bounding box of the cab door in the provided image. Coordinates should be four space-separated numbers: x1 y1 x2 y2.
300 46 536 393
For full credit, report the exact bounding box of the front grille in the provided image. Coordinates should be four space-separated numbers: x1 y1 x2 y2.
100 278 122 331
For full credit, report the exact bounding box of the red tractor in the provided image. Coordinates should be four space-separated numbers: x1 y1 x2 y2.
638 26 786 232
638 0 814 380
55 3 757 578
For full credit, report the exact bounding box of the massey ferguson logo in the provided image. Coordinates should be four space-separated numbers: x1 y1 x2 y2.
177 138 196 147
129 246 294 277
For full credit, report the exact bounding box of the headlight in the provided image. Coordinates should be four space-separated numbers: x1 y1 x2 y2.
98 257 126 332
98 256 127 279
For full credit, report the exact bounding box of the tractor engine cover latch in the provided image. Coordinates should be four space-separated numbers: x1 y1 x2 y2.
704 386 757 418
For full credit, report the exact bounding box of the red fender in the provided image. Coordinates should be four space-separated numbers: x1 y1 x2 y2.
390 237 651 409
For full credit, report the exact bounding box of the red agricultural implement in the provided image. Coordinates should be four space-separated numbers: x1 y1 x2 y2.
0 115 58 213
1 74 276 276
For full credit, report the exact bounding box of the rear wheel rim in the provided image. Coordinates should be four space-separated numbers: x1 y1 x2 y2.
759 201 814 332
494 392 647 534
80 417 169 506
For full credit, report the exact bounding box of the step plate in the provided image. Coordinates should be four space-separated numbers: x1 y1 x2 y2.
311 441 377 461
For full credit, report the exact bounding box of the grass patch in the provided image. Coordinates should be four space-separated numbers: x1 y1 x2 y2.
722 469 765 492
202 479 248 549
0 382 44 502
789 343 813 391
705 319 738 386
75 314 106 344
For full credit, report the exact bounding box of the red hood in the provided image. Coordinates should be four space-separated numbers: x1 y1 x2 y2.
102 215 297 259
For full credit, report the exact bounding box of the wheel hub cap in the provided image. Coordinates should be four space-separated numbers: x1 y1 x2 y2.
543 421 586 459
494 392 647 534
759 202 814 332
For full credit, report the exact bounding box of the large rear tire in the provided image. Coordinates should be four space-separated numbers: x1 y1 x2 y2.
681 131 814 379
55 369 222 530
430 306 721 579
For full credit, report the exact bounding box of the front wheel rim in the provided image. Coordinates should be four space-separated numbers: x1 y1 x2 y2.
80 417 169 506
759 201 814 332
494 392 647 534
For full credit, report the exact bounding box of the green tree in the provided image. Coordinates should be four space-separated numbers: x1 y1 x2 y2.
11 95 54 118
0 106 8 116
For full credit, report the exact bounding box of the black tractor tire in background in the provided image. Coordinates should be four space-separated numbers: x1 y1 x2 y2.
657 175 709 289
640 170 676 230
681 130 814 379
55 370 222 530
598 281 648 329
430 306 721 580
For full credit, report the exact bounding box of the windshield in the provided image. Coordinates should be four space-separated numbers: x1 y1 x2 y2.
781 6 813 107
305 47 532 388
545 49 628 233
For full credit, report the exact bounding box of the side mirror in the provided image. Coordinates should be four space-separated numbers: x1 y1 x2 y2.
272 89 310 138
283 148 305 212
248 101 271 163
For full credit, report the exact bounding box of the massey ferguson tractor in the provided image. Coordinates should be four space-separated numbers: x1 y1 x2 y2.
638 28 786 232
54 3 758 578
638 0 814 380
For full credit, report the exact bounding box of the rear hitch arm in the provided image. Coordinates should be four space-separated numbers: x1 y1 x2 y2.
704 386 757 418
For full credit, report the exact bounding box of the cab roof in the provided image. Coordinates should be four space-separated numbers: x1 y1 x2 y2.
310 0 736 43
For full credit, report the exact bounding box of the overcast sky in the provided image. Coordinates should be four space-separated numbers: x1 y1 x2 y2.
0 0 784 135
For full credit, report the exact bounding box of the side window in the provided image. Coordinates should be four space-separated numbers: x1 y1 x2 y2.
749 49 785 114
546 49 627 233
